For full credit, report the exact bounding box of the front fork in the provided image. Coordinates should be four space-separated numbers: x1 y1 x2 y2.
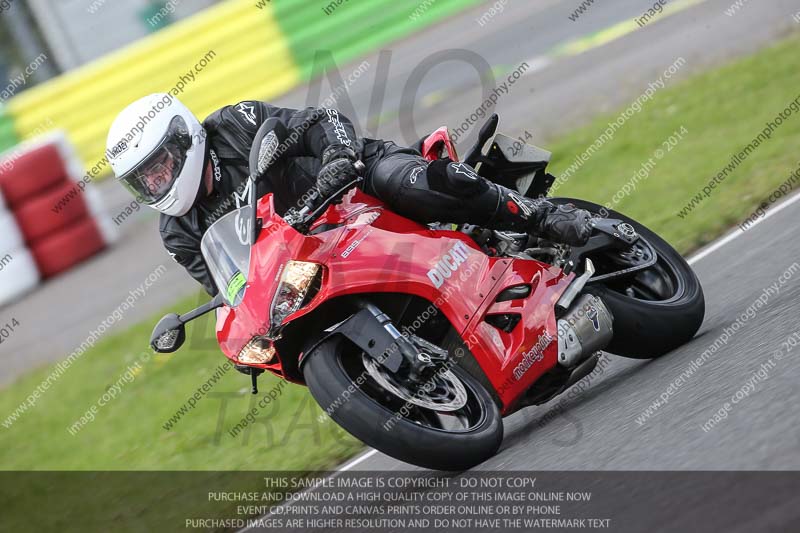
356 303 449 381
300 301 448 381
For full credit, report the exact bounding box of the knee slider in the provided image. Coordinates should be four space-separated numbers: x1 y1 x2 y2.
427 159 487 198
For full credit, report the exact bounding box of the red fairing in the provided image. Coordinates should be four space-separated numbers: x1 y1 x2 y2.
216 190 574 413
421 126 459 162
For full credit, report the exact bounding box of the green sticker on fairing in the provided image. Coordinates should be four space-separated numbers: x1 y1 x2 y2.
226 271 247 304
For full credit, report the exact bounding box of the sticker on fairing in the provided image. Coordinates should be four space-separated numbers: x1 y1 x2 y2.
226 271 247 303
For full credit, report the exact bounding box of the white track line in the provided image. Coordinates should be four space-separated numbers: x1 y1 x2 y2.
239 191 800 532
294 191 800 480
238 449 380 532
337 448 379 472
687 190 800 265
341 192 800 477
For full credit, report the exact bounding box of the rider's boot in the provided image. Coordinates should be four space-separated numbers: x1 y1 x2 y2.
486 185 593 246
424 159 593 246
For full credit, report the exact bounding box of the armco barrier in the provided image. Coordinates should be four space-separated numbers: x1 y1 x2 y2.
4 0 482 179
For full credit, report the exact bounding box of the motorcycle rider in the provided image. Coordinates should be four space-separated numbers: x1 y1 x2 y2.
106 94 592 295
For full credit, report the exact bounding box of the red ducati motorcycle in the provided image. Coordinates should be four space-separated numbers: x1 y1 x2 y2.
151 115 704 470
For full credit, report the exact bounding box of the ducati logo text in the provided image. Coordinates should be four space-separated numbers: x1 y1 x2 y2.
427 241 471 288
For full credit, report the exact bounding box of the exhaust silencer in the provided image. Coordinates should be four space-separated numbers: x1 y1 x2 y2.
557 294 613 367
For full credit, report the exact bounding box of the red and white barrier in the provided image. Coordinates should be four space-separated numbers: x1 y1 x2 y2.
0 194 40 305
0 132 114 307
84 182 120 246
0 208 24 254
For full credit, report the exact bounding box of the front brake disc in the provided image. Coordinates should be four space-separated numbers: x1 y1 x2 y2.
361 354 468 412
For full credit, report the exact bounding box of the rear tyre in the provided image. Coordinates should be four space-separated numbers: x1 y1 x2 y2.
303 335 503 471
552 198 704 358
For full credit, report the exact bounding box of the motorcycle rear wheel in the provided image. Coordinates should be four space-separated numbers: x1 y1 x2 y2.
303 336 503 471
551 198 705 359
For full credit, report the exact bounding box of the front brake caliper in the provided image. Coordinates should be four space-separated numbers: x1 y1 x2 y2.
406 334 449 381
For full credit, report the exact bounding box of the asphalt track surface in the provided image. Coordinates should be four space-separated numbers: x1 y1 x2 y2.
2 0 798 481
246 1 800 531
1 0 798 530
342 190 800 472
1 0 796 384
238 181 800 533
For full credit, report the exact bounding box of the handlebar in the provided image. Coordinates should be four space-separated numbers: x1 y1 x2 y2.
284 160 366 233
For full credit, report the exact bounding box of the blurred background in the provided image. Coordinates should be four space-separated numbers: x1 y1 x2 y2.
1 0 800 529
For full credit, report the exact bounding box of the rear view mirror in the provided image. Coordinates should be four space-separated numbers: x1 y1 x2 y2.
150 313 186 353
148 295 224 353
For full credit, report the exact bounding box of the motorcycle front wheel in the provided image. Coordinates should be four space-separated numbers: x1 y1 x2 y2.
303 335 503 471
551 198 705 359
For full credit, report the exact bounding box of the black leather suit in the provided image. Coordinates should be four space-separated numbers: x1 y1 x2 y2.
161 101 542 295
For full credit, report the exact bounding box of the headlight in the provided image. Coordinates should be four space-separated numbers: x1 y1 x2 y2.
238 337 276 364
269 261 321 332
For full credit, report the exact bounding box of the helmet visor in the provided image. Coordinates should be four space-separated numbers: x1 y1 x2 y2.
117 116 192 204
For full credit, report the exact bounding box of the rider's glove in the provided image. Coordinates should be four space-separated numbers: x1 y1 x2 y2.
540 203 593 246
316 144 359 199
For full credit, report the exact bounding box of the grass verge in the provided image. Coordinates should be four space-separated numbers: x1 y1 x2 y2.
550 32 800 253
2 30 800 532
0 292 361 531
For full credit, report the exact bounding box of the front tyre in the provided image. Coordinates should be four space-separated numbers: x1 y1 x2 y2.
303 336 503 471
552 198 705 359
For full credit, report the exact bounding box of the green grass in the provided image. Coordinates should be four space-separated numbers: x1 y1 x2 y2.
548 32 800 253
0 292 361 530
2 29 800 532
0 291 360 471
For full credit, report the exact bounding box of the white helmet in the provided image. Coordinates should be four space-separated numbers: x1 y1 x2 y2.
106 94 206 217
